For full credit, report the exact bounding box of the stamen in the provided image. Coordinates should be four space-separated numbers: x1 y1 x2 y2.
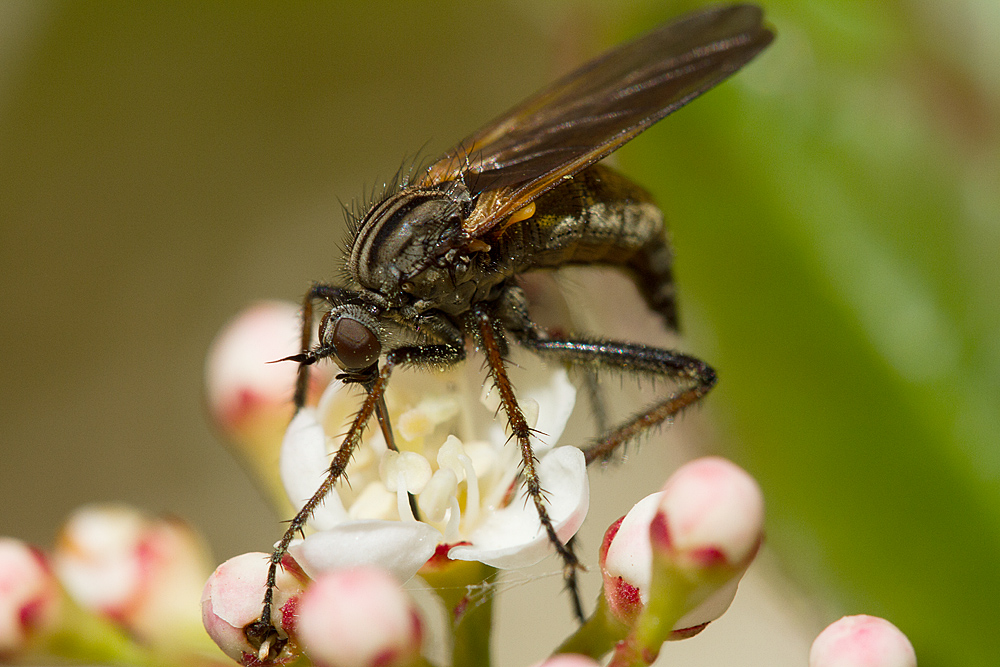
381 451 432 523
459 452 479 528
418 468 459 523
396 471 415 521
398 408 433 443
380 451 432 494
445 497 462 542
418 395 460 424
437 436 466 478
438 436 482 530
397 396 460 445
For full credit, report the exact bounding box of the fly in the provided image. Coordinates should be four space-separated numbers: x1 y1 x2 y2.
247 4 773 659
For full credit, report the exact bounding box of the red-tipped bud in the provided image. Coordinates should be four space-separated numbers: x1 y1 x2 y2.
0 538 61 656
53 504 213 647
206 301 336 509
205 302 332 480
601 458 764 638
201 553 307 664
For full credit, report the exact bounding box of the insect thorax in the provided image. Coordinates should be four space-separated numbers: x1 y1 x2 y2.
348 183 500 317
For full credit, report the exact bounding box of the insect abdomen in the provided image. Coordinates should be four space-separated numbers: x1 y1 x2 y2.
504 164 680 330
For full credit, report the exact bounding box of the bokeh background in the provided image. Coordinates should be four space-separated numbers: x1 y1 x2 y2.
1 2 997 666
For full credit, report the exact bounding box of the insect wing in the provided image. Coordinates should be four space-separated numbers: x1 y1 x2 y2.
419 4 773 236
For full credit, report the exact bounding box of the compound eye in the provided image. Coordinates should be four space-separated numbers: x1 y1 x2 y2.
332 316 381 370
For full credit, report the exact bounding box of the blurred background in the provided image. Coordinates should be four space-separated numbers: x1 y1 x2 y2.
1 1 997 666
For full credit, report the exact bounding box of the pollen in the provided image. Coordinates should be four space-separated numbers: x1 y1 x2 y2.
397 396 460 444
397 409 433 443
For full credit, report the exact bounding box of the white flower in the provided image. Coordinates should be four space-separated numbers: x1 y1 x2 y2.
279 346 588 581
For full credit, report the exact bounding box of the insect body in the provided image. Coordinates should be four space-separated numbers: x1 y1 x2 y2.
248 4 773 659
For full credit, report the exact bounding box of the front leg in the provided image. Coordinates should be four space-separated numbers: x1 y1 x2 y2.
247 340 466 662
469 304 586 622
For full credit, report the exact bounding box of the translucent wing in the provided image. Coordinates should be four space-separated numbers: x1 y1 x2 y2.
419 4 773 236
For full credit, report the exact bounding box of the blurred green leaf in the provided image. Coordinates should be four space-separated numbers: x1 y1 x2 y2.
619 2 1000 665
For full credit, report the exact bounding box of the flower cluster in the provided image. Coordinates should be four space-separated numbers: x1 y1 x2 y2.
0 302 918 667
0 505 223 665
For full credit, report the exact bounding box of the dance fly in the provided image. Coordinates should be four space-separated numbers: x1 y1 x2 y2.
247 4 773 660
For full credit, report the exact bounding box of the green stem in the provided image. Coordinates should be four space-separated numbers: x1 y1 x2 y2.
554 595 628 660
42 599 166 667
607 567 694 667
420 560 496 667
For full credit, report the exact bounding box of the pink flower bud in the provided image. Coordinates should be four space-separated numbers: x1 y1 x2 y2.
202 552 307 664
0 538 61 656
205 301 332 444
650 457 764 571
294 567 422 667
651 457 763 635
810 615 916 667
53 505 213 647
601 458 764 637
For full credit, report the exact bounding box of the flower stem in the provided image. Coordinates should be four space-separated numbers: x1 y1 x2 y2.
420 559 497 667
42 598 168 667
554 595 628 660
608 566 694 667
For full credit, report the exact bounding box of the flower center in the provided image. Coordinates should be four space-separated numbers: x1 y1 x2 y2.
322 382 530 541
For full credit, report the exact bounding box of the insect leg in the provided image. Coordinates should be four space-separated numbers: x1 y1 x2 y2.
247 341 465 661
515 334 716 464
470 305 586 622
291 283 354 409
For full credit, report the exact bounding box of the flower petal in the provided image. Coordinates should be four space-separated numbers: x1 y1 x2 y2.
448 446 588 568
671 575 741 631
280 409 346 530
484 362 576 455
290 521 440 582
521 366 576 455
603 492 664 603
